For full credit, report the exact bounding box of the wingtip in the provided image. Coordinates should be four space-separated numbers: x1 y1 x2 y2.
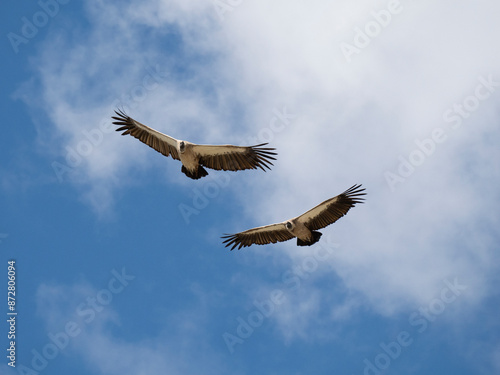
221 233 242 250
113 108 130 122
253 143 277 152
343 184 366 204
112 108 134 134
115 107 127 116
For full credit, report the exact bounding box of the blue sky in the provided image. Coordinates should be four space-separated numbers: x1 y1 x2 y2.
1 1 500 374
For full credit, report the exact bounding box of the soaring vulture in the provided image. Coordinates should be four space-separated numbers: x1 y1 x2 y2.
222 184 365 250
112 110 277 179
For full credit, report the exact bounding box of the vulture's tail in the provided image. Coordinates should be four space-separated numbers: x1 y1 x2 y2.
182 165 209 180
297 231 322 246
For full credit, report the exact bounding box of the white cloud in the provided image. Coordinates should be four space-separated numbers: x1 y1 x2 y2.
211 0 500 322
20 0 500 342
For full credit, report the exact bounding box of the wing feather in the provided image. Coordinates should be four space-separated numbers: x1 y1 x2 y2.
298 184 366 231
194 143 277 172
222 223 294 250
112 109 180 160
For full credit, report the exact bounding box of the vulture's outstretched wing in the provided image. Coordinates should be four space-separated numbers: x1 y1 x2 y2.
222 223 294 250
297 184 366 231
112 110 180 160
194 143 276 172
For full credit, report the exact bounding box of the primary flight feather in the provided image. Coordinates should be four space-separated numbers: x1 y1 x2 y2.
112 109 277 179
222 184 366 250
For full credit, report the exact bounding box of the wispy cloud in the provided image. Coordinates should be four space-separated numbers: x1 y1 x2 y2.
27 271 231 375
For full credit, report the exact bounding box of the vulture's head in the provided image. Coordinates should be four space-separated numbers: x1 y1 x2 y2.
285 221 294 231
179 141 186 153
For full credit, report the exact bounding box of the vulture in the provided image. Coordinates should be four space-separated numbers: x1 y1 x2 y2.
222 184 365 250
112 109 277 179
